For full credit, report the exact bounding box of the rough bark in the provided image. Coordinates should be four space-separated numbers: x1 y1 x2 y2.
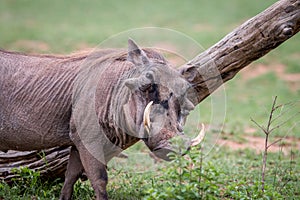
180 0 300 105
1 0 299 182
0 147 70 183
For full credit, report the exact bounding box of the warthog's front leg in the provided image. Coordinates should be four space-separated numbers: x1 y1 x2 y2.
60 146 84 200
77 145 108 200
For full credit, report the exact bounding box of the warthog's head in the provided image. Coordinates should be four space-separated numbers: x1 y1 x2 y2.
122 39 205 160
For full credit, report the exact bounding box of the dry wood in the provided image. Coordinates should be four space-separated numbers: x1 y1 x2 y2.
0 147 70 183
180 0 300 105
1 0 299 181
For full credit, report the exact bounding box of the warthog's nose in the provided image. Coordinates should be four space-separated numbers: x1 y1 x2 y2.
152 147 175 161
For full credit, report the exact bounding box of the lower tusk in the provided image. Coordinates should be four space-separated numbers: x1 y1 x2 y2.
143 101 153 133
191 123 206 146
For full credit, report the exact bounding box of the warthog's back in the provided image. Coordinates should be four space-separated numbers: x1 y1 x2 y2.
0 50 83 151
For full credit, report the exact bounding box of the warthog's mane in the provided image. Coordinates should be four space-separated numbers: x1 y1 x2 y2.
0 46 167 64
66 47 169 151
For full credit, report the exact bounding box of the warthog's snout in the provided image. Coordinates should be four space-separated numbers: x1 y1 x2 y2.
146 124 206 161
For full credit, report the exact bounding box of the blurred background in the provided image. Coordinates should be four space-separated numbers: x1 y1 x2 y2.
0 0 299 199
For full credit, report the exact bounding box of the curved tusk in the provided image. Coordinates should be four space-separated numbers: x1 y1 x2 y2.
143 101 153 133
191 123 206 146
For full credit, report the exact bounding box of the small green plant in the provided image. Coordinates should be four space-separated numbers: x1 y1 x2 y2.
73 180 94 199
0 167 62 199
11 167 42 195
251 96 299 194
0 167 94 200
143 145 223 200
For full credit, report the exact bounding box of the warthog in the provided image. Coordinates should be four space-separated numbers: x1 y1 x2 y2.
0 39 204 200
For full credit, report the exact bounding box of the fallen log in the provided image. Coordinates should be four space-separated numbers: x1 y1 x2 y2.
0 147 70 183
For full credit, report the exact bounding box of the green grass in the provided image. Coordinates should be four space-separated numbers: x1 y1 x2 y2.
0 0 299 199
1 147 299 199
2 0 298 52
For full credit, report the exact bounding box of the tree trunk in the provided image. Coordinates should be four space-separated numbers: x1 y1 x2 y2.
180 0 300 105
0 0 299 182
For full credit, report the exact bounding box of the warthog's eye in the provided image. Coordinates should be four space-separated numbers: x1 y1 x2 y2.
139 83 152 92
139 83 160 104
139 83 158 94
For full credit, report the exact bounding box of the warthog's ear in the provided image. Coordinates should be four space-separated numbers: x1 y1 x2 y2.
124 71 153 91
124 78 139 90
127 39 150 66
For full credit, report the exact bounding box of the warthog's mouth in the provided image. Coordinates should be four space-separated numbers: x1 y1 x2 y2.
152 146 176 161
151 139 190 161
152 145 192 161
142 100 206 161
150 124 206 161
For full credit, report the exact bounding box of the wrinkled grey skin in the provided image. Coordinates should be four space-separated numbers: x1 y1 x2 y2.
0 40 194 200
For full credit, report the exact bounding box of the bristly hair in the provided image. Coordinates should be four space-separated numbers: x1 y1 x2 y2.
0 47 167 64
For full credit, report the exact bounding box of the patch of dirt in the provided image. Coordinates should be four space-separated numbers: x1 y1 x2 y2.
217 134 300 155
74 42 94 51
291 53 300 60
193 23 215 32
9 40 50 53
240 63 300 92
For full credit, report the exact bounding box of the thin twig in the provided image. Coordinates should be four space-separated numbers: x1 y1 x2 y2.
267 138 282 149
198 145 203 198
266 96 277 133
251 96 299 194
271 100 300 124
253 96 278 193
251 118 267 134
269 112 300 133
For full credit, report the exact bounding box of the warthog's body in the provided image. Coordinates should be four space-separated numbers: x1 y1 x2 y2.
0 50 78 151
0 49 139 152
0 40 202 199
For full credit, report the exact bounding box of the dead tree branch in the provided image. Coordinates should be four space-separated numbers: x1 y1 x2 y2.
180 0 300 105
